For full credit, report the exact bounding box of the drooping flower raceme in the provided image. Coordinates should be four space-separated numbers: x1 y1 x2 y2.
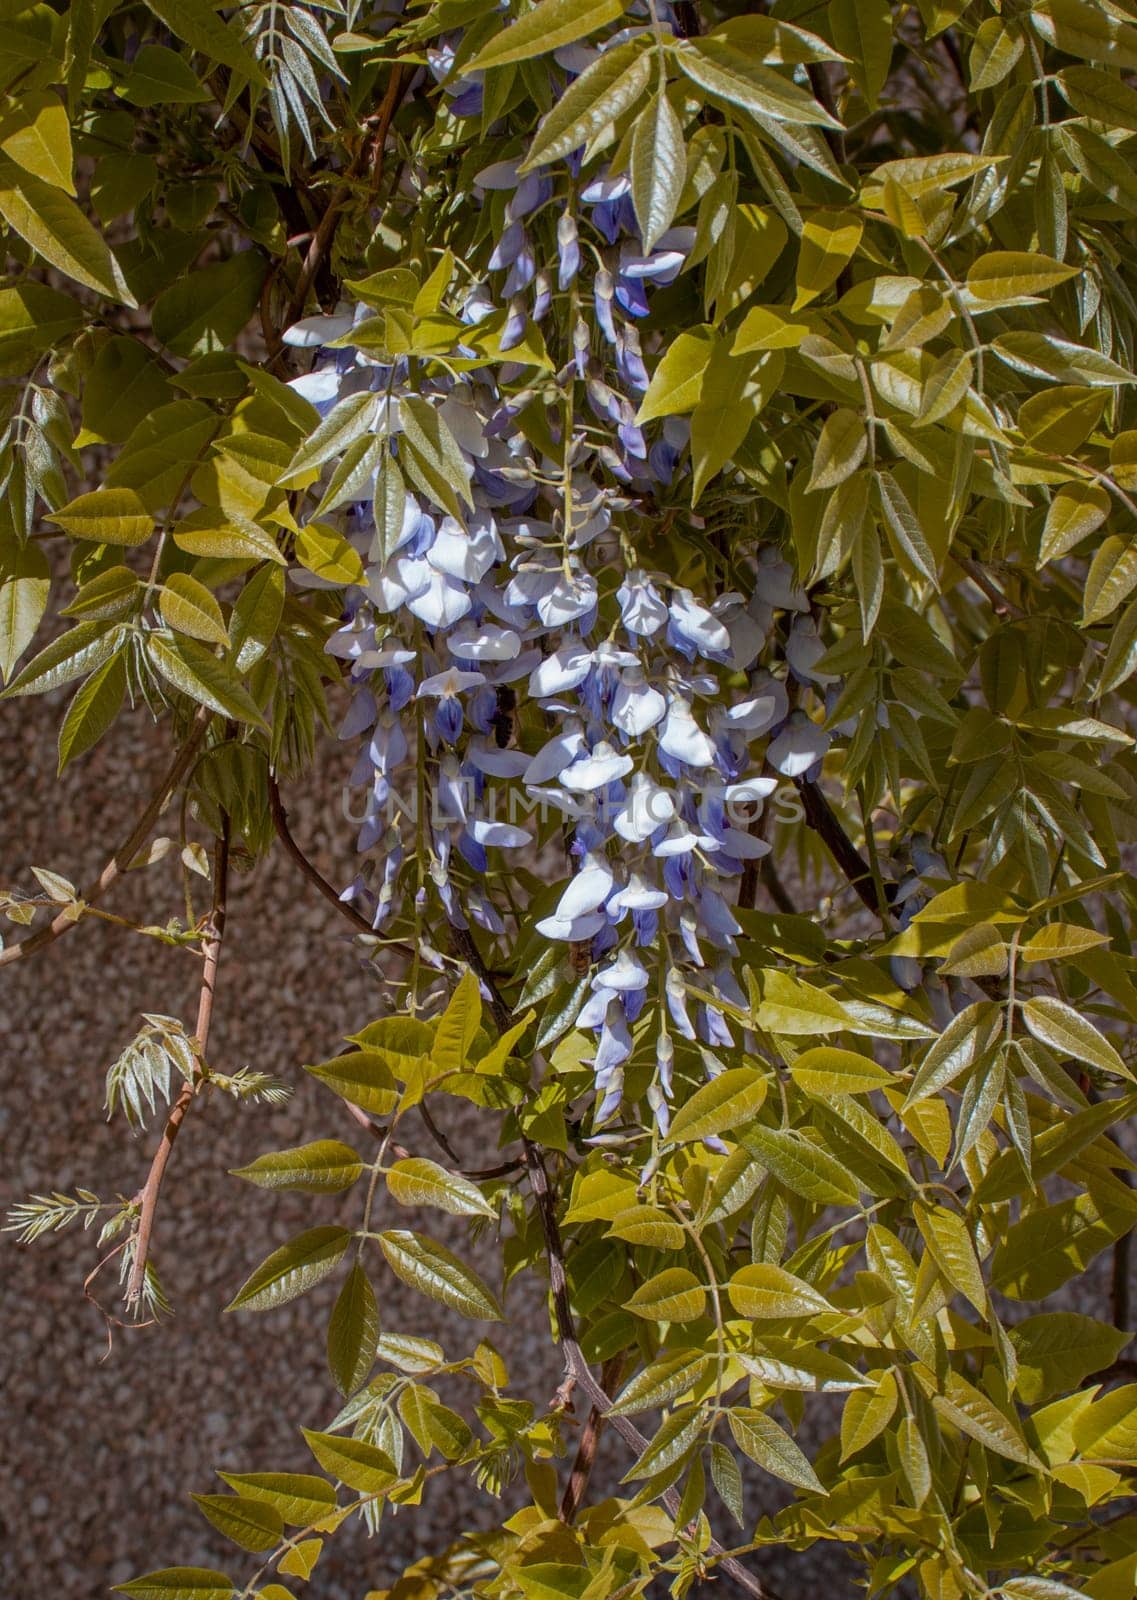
284 12 847 1134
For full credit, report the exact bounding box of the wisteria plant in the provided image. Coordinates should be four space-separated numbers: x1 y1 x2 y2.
4 1 1137 1597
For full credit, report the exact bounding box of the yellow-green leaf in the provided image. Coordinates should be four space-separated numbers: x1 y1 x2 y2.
159 572 229 646
0 91 73 192
727 1263 833 1319
626 1267 706 1323
386 1157 496 1218
668 1067 767 1144
295 523 365 588
378 1229 503 1321
190 1495 282 1554
49 487 153 546
468 0 624 71
225 1226 351 1313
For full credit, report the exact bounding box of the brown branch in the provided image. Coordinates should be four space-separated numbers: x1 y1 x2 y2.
524 1144 785 1600
0 706 212 971
954 555 1026 620
280 65 410 332
559 1351 628 1523
795 776 894 921
125 819 231 1308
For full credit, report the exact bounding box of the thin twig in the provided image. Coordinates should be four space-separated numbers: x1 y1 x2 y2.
268 774 414 955
124 818 231 1307
524 1144 784 1600
0 706 212 971
280 65 410 331
954 555 1026 619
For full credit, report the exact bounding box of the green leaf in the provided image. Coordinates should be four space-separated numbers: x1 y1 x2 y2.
228 564 284 673
159 573 229 646
225 1225 351 1313
1021 923 1109 962
966 252 1079 305
279 393 381 486
521 41 653 171
630 88 685 253
636 327 714 424
828 0 892 109
751 970 851 1034
114 1573 235 1600
295 523 365 588
398 395 473 516
675 37 841 127
49 487 153 547
300 1428 396 1493
739 1340 869 1393
794 211 863 309
691 347 783 503
622 1404 703 1480
790 1048 892 1096
931 1371 1041 1468
231 1140 364 1194
1071 1383 1137 1462
174 512 285 566
78 336 173 448
605 1204 686 1250
1039 481 1111 565
610 1350 714 1415
1010 1312 1131 1404
0 91 73 192
152 253 267 358
840 1371 897 1460
914 1202 986 1313
876 470 938 584
386 1158 496 1218
214 1474 336 1527
740 1126 862 1205
1022 996 1132 1079
146 631 268 728
190 1495 283 1554
904 1001 1002 1105
147 0 267 85
327 1262 380 1397
305 1049 399 1114
0 282 83 375
430 969 483 1073
991 1190 1135 1299
0 539 49 683
625 1267 706 1323
668 1067 768 1144
378 1230 503 1321
1000 1581 1089 1600
807 408 867 492
57 651 126 772
2 619 123 699
468 0 624 71
727 1263 834 1319
1083 536 1137 627
0 156 133 303
728 1406 825 1492
120 44 212 107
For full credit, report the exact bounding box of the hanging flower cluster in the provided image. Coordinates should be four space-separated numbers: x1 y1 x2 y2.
282 6 843 1134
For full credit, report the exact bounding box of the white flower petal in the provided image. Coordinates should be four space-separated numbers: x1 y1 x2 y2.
658 700 717 767
556 851 615 919
560 742 633 792
525 728 586 785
